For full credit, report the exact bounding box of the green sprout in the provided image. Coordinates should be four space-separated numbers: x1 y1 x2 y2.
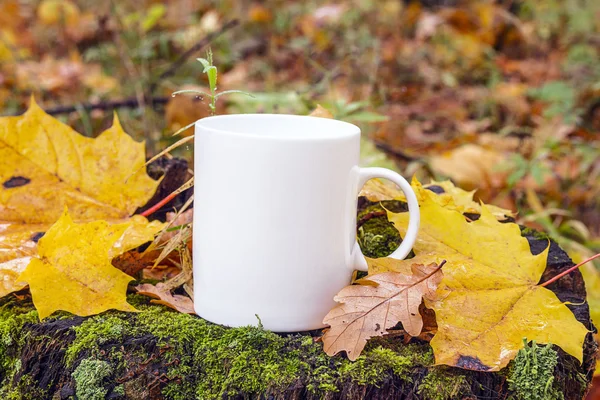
172 48 252 115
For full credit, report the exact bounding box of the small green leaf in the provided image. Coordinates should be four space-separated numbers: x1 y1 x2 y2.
197 58 210 72
343 101 368 115
530 163 549 186
507 167 527 187
206 66 218 92
214 90 254 99
172 89 210 98
347 112 389 123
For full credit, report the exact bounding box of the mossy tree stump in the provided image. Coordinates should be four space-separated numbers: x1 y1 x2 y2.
0 198 595 399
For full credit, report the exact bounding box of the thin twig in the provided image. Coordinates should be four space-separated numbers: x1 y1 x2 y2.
3 97 170 116
140 177 193 218
540 253 600 287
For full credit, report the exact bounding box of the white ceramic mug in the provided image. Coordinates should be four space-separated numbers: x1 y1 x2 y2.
193 114 419 332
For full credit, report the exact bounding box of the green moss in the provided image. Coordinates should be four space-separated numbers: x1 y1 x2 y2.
417 367 470 400
0 294 438 400
357 219 401 258
114 384 125 395
131 305 434 399
339 346 417 386
0 300 38 394
72 358 113 400
520 227 550 241
134 306 309 398
507 339 563 400
3 374 47 400
65 313 135 366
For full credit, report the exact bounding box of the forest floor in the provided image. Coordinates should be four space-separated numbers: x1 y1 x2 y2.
1 0 599 395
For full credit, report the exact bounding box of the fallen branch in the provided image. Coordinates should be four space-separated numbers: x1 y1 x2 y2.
5 97 169 116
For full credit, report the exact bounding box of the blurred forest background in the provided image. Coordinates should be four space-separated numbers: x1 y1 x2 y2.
1 0 599 313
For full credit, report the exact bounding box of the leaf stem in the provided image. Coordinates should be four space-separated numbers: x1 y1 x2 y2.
140 190 180 217
539 253 600 287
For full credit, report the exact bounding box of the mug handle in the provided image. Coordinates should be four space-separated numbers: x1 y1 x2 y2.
351 167 420 271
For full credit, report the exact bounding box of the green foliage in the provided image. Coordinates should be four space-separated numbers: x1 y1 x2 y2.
0 300 37 381
417 367 470 400
72 358 113 400
502 153 551 188
519 0 600 41
320 99 389 123
507 339 563 400
528 81 581 123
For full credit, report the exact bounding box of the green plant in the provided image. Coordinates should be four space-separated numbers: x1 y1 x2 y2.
528 81 582 124
320 99 389 123
501 153 551 188
172 48 252 115
507 339 563 400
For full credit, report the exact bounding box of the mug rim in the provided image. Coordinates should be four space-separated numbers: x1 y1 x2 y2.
195 113 361 141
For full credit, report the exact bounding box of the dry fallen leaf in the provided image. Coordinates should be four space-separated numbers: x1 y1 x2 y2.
0 97 159 224
322 262 443 361
18 209 164 319
37 0 80 27
165 85 215 136
309 104 334 119
135 282 195 314
161 209 193 242
429 144 507 192
371 181 588 371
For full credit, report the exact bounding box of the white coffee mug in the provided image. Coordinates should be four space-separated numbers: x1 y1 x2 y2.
193 114 419 332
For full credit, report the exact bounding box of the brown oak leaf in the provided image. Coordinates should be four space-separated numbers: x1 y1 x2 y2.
322 262 443 360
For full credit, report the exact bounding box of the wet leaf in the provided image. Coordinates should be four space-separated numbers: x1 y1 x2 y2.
0 98 158 224
18 210 164 319
360 177 513 219
322 262 443 361
0 222 49 296
369 181 588 371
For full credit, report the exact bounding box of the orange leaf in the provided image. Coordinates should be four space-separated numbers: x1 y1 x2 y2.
322 263 443 361
136 282 195 314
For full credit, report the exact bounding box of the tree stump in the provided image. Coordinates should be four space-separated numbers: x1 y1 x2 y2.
0 198 595 399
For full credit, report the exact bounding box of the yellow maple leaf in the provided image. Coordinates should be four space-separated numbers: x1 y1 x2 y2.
0 97 160 296
369 181 588 371
360 177 513 219
0 97 158 224
18 210 164 319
